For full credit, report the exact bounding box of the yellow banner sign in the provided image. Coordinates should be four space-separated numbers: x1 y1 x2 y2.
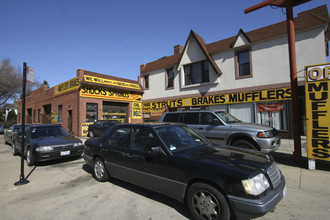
84 75 140 90
55 77 80 95
132 102 142 119
80 85 141 101
144 87 291 111
305 63 330 161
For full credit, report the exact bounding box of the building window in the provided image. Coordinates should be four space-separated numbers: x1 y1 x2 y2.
166 69 174 89
236 49 252 78
86 103 98 122
143 75 149 89
33 109 36 123
184 60 209 85
58 105 63 124
38 109 41 123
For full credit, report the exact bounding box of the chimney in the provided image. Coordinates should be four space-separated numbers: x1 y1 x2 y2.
174 44 183 54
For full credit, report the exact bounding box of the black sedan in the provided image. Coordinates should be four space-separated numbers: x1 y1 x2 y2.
4 124 21 145
88 120 120 137
84 123 286 220
12 124 84 166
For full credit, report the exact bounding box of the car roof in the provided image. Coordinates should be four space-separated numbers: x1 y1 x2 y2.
27 124 62 128
119 122 182 129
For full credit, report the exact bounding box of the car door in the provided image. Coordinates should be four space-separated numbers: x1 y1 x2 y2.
200 112 227 144
123 126 169 195
100 126 131 180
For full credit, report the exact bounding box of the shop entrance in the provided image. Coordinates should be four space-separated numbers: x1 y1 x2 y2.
102 101 128 123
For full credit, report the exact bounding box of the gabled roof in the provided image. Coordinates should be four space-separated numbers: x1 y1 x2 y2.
231 29 251 48
140 5 329 74
176 30 222 75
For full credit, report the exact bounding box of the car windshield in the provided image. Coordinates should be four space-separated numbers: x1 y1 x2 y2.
215 111 241 124
30 126 70 139
155 125 208 152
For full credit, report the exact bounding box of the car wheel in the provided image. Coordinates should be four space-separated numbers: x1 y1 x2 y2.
12 143 18 156
186 182 230 220
26 148 35 166
93 158 109 182
89 130 95 138
232 139 258 150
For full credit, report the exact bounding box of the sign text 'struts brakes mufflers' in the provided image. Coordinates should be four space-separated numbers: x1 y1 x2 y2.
305 63 330 161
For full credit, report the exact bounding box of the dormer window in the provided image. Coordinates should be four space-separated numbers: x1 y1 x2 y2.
235 49 252 79
184 60 209 85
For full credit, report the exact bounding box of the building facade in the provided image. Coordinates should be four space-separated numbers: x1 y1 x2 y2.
140 5 330 138
17 69 143 137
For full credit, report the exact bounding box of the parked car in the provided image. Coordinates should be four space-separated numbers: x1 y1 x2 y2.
12 124 84 166
84 123 286 220
159 110 281 153
0 125 4 134
4 124 21 145
88 120 120 137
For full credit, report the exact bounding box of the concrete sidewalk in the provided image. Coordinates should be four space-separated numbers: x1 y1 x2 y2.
260 137 330 219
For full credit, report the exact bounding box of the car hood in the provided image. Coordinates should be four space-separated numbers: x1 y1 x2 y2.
31 136 82 146
228 122 273 131
188 144 272 175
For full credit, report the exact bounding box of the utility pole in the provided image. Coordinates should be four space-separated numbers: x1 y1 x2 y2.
245 0 312 163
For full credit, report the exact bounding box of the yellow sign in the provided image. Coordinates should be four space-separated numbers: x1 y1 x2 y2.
51 112 58 123
55 77 80 95
144 87 291 111
81 123 93 137
84 75 140 90
305 63 330 161
80 85 142 101
132 102 142 119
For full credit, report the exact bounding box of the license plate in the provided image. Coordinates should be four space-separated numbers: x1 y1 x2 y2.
60 151 70 156
283 185 287 200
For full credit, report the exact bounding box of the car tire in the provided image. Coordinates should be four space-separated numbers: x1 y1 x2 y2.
93 158 109 182
26 148 35 166
186 182 230 220
232 139 258 150
89 130 95 138
12 143 18 156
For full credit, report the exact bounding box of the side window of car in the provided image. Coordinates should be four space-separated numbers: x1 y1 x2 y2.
105 127 131 148
182 113 199 124
131 128 159 153
200 113 222 125
163 113 180 122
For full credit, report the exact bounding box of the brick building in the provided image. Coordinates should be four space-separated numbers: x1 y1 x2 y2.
17 69 143 137
139 5 330 138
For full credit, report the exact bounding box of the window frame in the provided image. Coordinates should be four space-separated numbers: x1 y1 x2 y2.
165 68 175 90
235 48 253 79
58 105 63 124
143 75 149 90
184 60 209 86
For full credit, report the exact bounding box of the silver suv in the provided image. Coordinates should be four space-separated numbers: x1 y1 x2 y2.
159 110 280 153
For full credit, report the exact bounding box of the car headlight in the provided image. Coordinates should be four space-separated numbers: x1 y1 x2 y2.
242 173 270 195
36 146 54 152
257 130 274 138
74 142 83 147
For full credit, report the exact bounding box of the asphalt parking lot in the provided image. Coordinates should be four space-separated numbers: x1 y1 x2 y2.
1 134 330 220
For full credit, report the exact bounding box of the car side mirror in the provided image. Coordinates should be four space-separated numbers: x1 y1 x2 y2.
151 146 166 156
213 118 222 125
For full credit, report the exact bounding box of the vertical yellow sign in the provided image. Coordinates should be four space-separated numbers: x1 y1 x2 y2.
305 63 330 161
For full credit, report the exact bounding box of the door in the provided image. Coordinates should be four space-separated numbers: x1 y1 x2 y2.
124 126 168 195
101 126 131 180
68 110 72 133
199 112 227 145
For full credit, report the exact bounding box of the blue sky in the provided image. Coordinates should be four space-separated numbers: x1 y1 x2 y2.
1 0 329 88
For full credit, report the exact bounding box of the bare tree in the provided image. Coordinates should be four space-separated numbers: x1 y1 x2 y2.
0 58 22 106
